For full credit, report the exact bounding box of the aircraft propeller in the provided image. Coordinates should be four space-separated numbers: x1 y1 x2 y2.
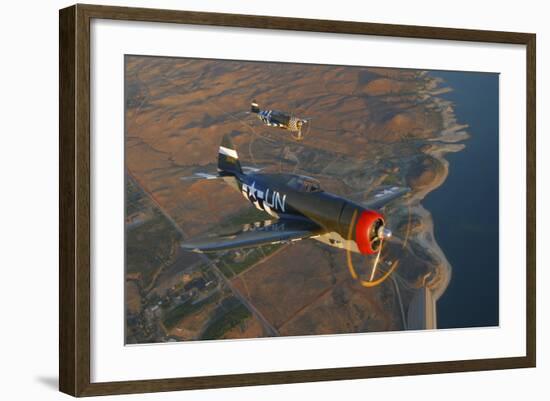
346 203 412 288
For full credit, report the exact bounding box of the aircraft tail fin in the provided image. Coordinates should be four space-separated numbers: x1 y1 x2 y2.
251 99 260 114
218 134 243 175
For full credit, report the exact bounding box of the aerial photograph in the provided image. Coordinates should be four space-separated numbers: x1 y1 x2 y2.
124 55 499 344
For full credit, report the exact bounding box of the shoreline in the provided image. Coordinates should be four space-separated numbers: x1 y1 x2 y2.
404 80 470 325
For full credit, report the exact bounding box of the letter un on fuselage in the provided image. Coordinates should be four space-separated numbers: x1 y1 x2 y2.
241 181 286 217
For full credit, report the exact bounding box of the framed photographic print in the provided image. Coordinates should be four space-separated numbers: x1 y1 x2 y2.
59 4 536 397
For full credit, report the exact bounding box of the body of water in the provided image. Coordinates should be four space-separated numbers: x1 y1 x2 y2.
424 71 499 329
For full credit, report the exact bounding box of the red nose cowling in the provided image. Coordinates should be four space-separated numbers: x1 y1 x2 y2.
355 210 384 255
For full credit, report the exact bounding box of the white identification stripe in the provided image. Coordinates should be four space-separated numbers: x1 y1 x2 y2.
263 203 278 218
195 173 217 179
219 146 238 159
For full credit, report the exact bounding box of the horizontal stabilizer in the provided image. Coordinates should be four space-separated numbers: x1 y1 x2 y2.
242 166 262 173
181 166 260 181
180 172 224 181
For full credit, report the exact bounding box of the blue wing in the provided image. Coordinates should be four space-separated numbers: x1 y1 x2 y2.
181 218 323 253
362 186 410 210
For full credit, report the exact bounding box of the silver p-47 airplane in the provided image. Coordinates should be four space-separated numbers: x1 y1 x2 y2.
250 100 311 140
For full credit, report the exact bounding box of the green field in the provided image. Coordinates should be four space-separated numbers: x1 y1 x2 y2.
125 177 183 288
201 299 252 340
163 292 221 330
126 208 182 288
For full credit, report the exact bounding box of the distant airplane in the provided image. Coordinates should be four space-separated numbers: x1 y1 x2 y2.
181 134 409 283
250 100 311 141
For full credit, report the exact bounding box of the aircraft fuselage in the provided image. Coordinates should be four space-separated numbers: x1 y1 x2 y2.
233 171 385 255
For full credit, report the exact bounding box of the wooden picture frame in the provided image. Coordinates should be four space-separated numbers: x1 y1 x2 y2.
59 3 536 397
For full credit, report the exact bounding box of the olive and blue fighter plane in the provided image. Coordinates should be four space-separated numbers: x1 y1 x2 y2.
181 134 409 258
250 100 310 140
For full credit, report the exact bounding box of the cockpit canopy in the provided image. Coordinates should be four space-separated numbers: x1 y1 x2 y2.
269 110 291 125
287 175 322 193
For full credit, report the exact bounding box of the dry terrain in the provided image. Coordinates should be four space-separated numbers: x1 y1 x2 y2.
124 56 467 343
